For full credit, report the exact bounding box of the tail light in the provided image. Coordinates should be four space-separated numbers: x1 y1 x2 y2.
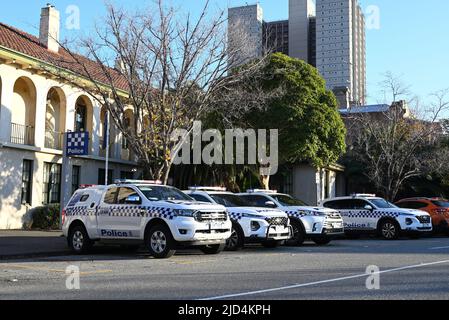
61 209 66 225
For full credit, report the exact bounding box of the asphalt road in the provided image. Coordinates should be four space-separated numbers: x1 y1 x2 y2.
1 236 449 300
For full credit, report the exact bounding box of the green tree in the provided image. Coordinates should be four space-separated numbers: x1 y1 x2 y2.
240 53 346 188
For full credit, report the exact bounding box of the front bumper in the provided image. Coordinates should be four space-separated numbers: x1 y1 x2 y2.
399 216 433 233
169 217 232 243
245 224 292 242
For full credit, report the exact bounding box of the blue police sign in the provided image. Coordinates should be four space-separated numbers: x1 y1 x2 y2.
66 132 89 156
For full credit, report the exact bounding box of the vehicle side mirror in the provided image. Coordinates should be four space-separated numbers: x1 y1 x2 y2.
265 201 277 208
364 204 374 211
125 195 142 205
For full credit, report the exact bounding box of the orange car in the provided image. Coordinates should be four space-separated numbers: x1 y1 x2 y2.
395 198 449 235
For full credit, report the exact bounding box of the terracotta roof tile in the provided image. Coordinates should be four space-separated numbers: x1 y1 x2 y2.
0 22 128 92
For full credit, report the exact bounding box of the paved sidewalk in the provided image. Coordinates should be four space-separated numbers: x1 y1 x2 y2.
0 230 70 259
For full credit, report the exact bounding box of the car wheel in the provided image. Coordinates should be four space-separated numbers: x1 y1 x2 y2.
225 223 244 251
262 240 281 248
286 219 305 246
68 225 93 254
313 237 331 246
201 243 226 255
146 225 176 259
379 220 400 240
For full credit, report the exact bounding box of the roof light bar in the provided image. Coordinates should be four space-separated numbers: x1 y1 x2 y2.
188 186 227 192
246 189 278 194
114 179 163 185
351 193 377 197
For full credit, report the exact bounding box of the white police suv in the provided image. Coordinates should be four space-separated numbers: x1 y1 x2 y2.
238 190 344 246
185 187 292 250
62 180 232 258
322 194 433 240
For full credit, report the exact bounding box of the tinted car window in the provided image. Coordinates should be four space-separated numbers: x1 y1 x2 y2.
210 194 252 207
431 200 449 208
138 186 193 201
240 195 272 208
190 194 212 203
324 200 353 210
324 199 371 210
397 201 427 209
104 187 118 204
117 187 140 204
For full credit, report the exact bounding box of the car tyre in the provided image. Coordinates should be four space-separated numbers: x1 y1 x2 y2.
201 243 226 255
379 220 400 240
68 225 93 254
146 225 176 259
225 222 244 251
286 219 305 246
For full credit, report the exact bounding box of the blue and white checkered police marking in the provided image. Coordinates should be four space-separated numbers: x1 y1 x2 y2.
228 211 244 221
66 131 89 156
286 210 317 218
66 206 91 216
341 211 401 218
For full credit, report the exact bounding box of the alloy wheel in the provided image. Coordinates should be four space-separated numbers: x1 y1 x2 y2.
150 231 167 253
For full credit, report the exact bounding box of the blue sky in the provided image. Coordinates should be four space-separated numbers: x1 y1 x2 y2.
0 0 448 104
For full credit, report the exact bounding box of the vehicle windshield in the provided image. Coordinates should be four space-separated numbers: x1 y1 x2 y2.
271 194 308 207
432 200 449 208
210 194 253 207
138 186 193 201
370 198 397 209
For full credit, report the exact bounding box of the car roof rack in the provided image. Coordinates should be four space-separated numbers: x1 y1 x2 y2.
114 179 163 185
188 186 227 192
246 189 278 194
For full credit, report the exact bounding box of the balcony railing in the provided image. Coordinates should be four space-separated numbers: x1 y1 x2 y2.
45 130 64 150
10 123 34 146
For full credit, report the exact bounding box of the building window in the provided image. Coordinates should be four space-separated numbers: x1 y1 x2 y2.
21 160 33 205
74 102 87 132
72 166 81 194
43 163 62 204
98 169 114 185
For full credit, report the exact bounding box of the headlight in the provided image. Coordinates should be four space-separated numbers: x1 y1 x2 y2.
173 209 197 217
251 221 261 231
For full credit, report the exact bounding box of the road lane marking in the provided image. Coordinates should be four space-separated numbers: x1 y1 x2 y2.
0 264 112 276
429 246 449 250
199 259 449 300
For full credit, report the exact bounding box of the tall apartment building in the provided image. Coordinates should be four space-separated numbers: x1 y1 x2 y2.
316 0 366 106
289 0 316 65
264 20 289 55
228 4 264 67
228 0 366 107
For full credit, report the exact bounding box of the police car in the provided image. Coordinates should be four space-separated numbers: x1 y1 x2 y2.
322 194 433 240
238 190 344 246
62 180 232 258
185 187 292 250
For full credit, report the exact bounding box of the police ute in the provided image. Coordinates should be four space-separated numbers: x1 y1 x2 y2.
185 187 292 250
238 190 344 246
62 180 232 258
322 194 432 240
